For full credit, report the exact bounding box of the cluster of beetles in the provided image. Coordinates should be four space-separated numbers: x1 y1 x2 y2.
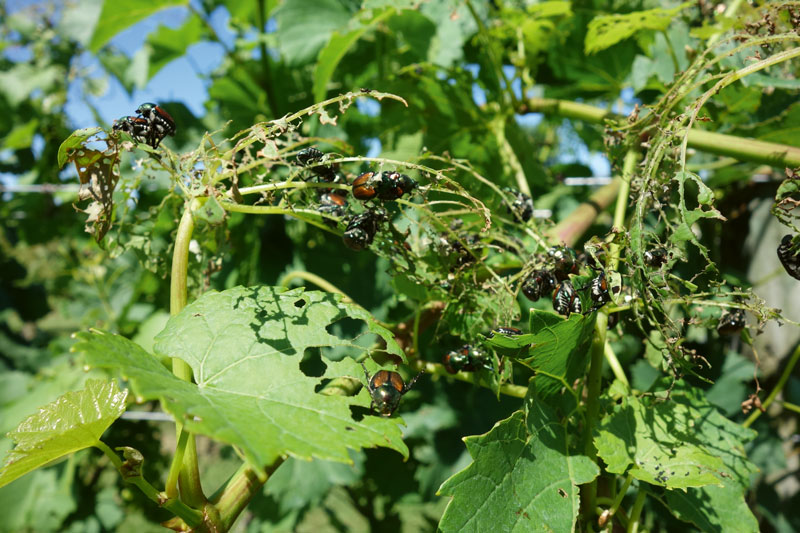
106 114 800 417
295 146 418 251
112 103 176 148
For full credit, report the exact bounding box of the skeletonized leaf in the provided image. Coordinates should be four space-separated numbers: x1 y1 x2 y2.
585 3 691 54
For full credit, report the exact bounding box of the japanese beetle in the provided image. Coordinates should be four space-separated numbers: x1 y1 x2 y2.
135 102 175 147
317 191 347 227
296 147 339 182
521 269 556 301
548 246 579 280
502 187 534 223
442 344 492 374
112 116 150 144
717 308 746 336
376 171 417 200
589 271 611 308
553 281 582 316
487 326 523 338
643 248 668 267
342 209 385 251
296 147 324 166
352 170 417 201
777 234 800 281
352 171 378 200
360 363 422 416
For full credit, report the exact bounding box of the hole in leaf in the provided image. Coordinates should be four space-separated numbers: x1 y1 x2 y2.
314 378 331 393
293 298 306 308
326 317 364 337
349 405 369 421
299 349 326 377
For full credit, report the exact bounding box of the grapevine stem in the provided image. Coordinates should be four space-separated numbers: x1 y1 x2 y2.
744 342 800 428
95 441 203 527
165 427 189 499
169 205 206 507
228 180 349 198
583 313 609 520
609 474 634 517
604 342 629 388
213 460 285 530
523 97 800 168
278 270 352 302
219 200 339 235
583 148 637 521
549 180 621 246
781 401 800 414
626 488 647 533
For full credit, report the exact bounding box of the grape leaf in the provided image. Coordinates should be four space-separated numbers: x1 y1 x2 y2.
594 385 757 490
661 384 759 531
517 310 595 399
312 7 395 102
272 0 354 65
668 171 725 267
438 392 598 532
74 286 410 469
585 2 691 55
666 477 758 533
89 0 187 53
57 127 103 168
146 13 206 81
0 380 127 489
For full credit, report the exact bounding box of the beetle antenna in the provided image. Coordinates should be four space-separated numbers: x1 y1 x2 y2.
404 370 424 392
359 361 371 384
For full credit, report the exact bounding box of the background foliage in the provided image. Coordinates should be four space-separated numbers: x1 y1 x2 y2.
1 0 800 531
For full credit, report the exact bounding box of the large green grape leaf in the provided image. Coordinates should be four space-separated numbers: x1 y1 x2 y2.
74 286 409 469
0 380 127 489
666 477 758 533
662 385 759 531
594 385 757 491
438 391 598 532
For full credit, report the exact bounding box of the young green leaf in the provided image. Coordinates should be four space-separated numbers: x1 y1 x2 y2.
0 380 127 489
74 286 410 469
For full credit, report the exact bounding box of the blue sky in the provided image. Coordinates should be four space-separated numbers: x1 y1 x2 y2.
62 4 230 128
